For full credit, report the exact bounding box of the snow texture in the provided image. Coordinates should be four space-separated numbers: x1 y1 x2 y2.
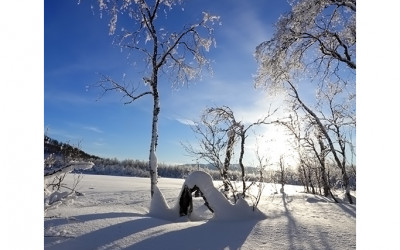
44 174 356 249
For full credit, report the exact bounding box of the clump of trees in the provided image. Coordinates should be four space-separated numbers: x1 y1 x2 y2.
254 0 356 203
182 105 276 206
84 157 264 183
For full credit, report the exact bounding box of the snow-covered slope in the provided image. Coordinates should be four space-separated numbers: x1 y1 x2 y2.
44 173 356 249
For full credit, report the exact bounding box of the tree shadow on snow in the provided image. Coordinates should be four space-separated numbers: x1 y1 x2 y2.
282 193 300 250
126 219 260 250
45 211 261 250
281 193 333 250
44 213 166 250
305 193 356 218
44 212 140 227
337 201 356 218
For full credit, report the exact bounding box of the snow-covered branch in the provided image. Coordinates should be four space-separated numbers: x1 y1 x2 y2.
255 0 356 88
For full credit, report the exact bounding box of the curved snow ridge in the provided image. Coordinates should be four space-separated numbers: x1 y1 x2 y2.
183 171 267 221
148 171 267 221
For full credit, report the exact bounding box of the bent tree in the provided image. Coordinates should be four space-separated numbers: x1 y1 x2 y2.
182 106 236 196
90 0 219 198
255 0 356 203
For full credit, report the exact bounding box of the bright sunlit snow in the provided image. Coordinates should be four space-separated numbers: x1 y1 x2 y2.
44 173 356 249
149 171 266 221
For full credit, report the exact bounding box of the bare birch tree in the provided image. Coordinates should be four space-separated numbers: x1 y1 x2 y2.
286 81 353 203
316 80 356 200
234 110 276 198
90 0 219 198
182 107 234 194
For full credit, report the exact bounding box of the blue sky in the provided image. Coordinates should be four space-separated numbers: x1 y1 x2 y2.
44 0 298 166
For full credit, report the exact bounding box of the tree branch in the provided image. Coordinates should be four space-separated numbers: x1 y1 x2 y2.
98 75 153 104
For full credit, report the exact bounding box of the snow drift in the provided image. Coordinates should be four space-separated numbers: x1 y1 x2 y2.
149 170 266 221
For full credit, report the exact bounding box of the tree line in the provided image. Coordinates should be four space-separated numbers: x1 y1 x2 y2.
44 135 355 192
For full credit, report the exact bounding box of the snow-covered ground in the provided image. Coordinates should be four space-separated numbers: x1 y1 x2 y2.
44 173 356 249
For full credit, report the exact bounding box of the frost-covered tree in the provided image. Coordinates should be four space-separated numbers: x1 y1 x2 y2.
255 0 356 204
183 106 275 199
255 0 355 87
287 80 353 203
228 107 276 198
182 106 236 195
89 0 219 198
315 80 355 200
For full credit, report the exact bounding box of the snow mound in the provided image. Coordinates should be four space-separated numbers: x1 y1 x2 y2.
149 171 266 221
149 185 181 221
187 171 266 220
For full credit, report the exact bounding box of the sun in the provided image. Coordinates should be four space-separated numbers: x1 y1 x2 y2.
243 125 297 169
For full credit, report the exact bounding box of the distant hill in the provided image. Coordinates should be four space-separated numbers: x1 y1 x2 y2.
43 136 267 183
44 135 101 161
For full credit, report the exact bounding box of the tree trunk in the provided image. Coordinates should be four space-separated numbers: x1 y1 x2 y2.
149 83 160 198
341 167 352 203
316 135 331 197
320 164 329 197
314 169 322 195
238 131 247 197
222 129 235 192
308 168 315 194
301 165 310 193
179 185 193 216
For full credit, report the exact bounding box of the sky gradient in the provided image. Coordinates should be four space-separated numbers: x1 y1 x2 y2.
44 0 297 166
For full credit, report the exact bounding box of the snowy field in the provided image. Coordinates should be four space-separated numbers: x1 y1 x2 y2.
44 173 356 249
